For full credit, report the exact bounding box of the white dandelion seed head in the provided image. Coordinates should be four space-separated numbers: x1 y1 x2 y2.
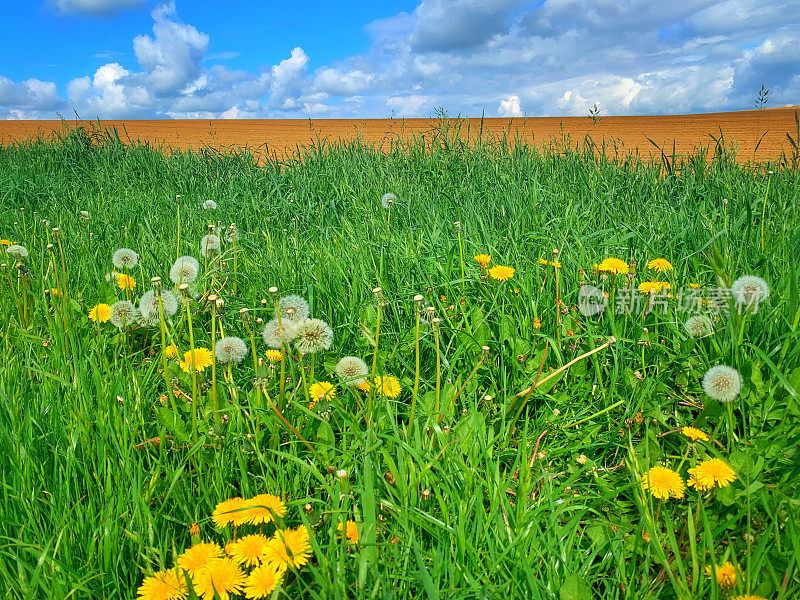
200 234 221 257
701 365 742 403
202 200 218 210
139 289 178 322
278 295 310 322
294 318 333 355
215 336 249 364
109 300 139 328
169 256 200 285
381 193 397 209
335 356 369 386
684 315 713 338
112 248 139 269
262 318 299 349
225 229 240 243
6 245 28 258
138 310 161 328
731 275 770 310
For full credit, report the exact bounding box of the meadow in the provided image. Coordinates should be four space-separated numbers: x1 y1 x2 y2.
0 121 798 600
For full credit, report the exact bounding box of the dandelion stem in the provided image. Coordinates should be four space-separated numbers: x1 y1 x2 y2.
210 302 219 423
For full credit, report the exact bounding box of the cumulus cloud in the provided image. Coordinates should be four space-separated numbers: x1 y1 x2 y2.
1 0 799 119
498 95 522 117
55 0 144 17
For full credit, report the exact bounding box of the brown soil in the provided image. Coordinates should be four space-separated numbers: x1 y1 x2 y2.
1 107 797 164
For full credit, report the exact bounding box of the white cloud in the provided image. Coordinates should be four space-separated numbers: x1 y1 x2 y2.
56 0 144 17
386 94 429 116
269 47 310 110
498 95 522 117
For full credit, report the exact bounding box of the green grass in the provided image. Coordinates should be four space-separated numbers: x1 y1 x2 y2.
0 122 799 600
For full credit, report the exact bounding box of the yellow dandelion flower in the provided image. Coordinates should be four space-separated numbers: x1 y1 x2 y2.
261 526 312 571
356 380 371 392
49 288 62 297
337 520 359 544
179 348 214 373
165 344 178 359
687 458 736 491
265 349 282 362
136 568 186 600
681 426 709 442
647 258 674 273
488 265 515 281
308 381 335 409
538 258 548 266
88 303 112 323
638 281 661 294
0 239 12 246
177 542 223 576
374 375 401 398
641 466 685 500
730 596 768 600
689 283 701 289
228 534 270 568
243 564 283 599
533 318 541 329
705 561 739 589
549 261 561 268
192 557 246 600
212 497 248 528
598 258 629 275
241 494 286 526
117 273 136 290
474 254 491 268
189 522 200 536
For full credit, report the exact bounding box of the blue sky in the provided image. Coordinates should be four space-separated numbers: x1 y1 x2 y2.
0 0 798 119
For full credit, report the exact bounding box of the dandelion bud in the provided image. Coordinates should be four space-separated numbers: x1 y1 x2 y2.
208 294 218 302
261 298 268 307
484 395 493 402
481 345 489 358
373 287 387 306
80 210 89 219
421 489 431 500
150 276 162 289
256 317 263 324
46 243 54 251
336 469 348 479
304 503 313 513
552 248 559 255
453 221 461 231
178 283 189 294
215 298 224 310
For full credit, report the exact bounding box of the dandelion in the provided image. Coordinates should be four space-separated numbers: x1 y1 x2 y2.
374 375 401 398
0 239 12 246
177 542 223 576
488 265 515 281
212 497 248 528
215 336 249 365
192 557 246 600
6 244 29 258
308 381 335 408
262 318 298 349
647 258 673 273
261 526 312 572
243 564 283 599
225 225 240 243
338 521 359 544
702 365 742 403
681 426 710 442
169 256 200 285
335 356 369 386
117 273 136 290
730 596 767 600
112 248 139 269
381 193 396 209
278 295 310 322
227 534 270 568
265 349 282 362
165 344 178 358
731 275 770 310
180 348 214 373
474 254 491 268
598 257 629 275
641 466 685 500
241 494 287 525
638 281 661 294
294 318 333 355
109 300 139 328
139 290 178 322
200 234 221 257
202 199 218 210
550 261 561 268
136 568 187 600
538 258 548 266
687 458 736 491
705 561 739 588
88 303 112 323
685 315 713 338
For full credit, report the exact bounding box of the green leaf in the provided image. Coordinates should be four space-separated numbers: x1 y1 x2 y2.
560 573 591 600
